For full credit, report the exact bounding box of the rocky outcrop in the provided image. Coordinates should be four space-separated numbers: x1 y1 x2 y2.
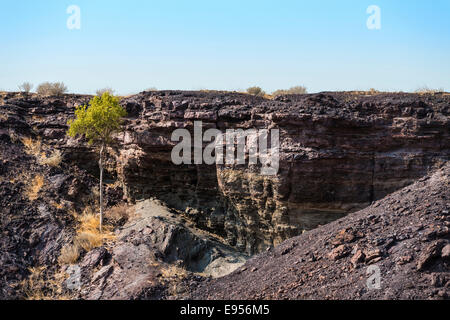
75 199 246 300
188 163 450 300
1 91 449 255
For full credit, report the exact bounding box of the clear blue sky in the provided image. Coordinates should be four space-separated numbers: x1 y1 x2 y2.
0 0 449 94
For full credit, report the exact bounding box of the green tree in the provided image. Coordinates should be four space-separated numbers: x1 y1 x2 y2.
67 92 127 232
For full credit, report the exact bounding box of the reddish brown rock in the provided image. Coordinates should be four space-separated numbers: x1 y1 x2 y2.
350 250 365 267
328 245 350 261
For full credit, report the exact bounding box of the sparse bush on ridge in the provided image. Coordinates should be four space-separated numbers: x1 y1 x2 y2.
18 82 33 93
414 86 444 94
96 87 115 96
145 87 158 92
272 85 308 96
36 82 68 96
246 86 265 97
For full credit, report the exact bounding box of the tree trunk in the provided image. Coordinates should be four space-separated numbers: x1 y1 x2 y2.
99 143 104 233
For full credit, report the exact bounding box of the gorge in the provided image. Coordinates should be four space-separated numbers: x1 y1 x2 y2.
0 90 449 299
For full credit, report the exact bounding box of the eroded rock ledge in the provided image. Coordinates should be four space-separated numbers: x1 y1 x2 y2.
2 91 449 254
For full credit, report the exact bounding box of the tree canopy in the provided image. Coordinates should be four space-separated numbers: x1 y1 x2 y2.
67 92 127 144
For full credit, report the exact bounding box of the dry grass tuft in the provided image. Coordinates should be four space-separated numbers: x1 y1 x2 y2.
39 149 62 167
105 203 134 225
161 265 188 280
21 137 43 158
21 136 62 167
59 207 116 265
8 129 20 143
76 209 115 246
159 264 188 296
58 245 80 265
25 175 44 201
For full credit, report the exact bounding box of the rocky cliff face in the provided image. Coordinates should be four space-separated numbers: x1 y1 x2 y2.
2 91 449 256
116 91 450 254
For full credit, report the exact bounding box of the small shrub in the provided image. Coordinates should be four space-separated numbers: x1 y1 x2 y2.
161 265 187 280
246 86 265 97
96 87 115 96
145 87 158 92
18 82 33 93
36 82 68 96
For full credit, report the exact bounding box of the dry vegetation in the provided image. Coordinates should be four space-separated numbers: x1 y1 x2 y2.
58 245 80 265
21 136 42 157
96 87 115 96
415 86 445 94
245 86 309 99
246 86 266 97
272 85 308 96
59 207 116 265
20 266 73 300
36 82 67 96
104 203 135 226
24 175 44 201
40 150 62 167
159 264 189 296
18 82 33 94
21 136 62 167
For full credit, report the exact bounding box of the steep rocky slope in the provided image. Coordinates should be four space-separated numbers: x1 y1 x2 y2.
189 163 450 300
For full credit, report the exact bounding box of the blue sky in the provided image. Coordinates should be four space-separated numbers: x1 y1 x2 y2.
0 0 449 94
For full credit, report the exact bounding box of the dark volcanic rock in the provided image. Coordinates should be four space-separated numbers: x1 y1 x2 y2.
1 91 449 255
1 91 449 300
